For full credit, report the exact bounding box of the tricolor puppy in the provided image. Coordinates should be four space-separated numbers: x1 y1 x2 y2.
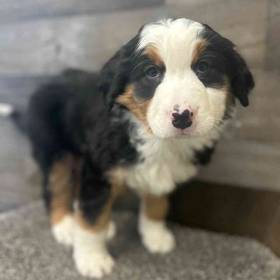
27 18 254 278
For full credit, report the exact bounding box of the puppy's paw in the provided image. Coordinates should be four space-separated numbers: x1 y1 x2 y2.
142 226 175 254
52 215 75 246
139 216 176 254
74 250 115 278
106 221 116 241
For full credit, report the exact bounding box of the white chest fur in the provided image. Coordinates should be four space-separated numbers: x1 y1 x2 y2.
125 133 217 196
126 138 196 195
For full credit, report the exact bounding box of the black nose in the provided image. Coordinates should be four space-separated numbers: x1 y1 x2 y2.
172 109 193 129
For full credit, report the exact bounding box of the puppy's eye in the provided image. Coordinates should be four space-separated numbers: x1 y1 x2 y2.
145 66 160 79
196 61 209 73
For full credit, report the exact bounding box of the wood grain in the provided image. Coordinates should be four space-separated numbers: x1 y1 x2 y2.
0 7 166 76
266 0 280 71
0 76 50 107
0 0 164 24
199 140 280 191
228 70 280 143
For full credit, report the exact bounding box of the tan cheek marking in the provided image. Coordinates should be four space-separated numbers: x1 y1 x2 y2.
192 39 207 64
116 85 151 131
142 194 169 221
49 155 78 225
117 46 162 132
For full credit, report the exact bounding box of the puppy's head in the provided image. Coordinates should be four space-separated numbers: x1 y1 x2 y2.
99 18 254 138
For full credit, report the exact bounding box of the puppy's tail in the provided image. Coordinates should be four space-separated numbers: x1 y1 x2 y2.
0 102 14 117
0 102 27 133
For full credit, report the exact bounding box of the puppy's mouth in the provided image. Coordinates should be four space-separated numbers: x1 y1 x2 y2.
173 118 216 138
153 120 215 139
172 125 198 137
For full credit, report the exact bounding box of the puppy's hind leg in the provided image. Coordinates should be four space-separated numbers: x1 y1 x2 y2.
73 161 121 278
47 155 77 246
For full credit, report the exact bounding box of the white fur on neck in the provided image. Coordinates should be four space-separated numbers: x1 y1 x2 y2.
125 114 222 196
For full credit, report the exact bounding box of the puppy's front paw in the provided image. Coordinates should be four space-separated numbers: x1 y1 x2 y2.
139 216 176 254
74 250 115 279
52 215 75 246
142 226 175 254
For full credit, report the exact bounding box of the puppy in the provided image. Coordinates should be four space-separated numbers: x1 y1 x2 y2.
26 18 254 278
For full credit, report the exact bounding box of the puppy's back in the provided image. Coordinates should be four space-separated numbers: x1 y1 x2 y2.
27 69 99 170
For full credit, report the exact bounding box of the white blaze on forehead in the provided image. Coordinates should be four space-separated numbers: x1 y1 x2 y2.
138 18 204 71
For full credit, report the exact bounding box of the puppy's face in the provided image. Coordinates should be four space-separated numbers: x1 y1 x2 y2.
100 18 254 138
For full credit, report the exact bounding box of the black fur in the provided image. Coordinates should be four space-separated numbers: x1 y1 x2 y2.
98 35 140 107
27 69 138 220
79 157 111 223
198 24 254 107
194 146 216 166
130 55 165 101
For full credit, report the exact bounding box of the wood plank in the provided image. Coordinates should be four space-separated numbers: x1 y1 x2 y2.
238 43 265 69
0 76 51 108
0 0 164 24
0 2 266 76
266 0 280 71
0 6 166 76
229 70 280 143
198 140 280 191
0 1 267 76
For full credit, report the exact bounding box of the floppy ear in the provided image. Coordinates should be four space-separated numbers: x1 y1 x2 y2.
230 50 255 107
98 35 140 108
203 23 254 107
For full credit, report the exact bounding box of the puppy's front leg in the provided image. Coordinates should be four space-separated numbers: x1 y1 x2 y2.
74 209 114 279
73 160 115 279
139 194 175 254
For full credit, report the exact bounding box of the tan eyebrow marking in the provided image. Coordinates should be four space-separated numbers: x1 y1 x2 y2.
144 46 164 66
192 39 207 64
